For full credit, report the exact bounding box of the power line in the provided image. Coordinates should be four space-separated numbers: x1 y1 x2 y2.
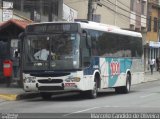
117 0 149 18
101 0 159 28
100 1 147 25
104 0 147 20
108 0 160 24
66 0 88 4
117 0 130 9
100 0 159 32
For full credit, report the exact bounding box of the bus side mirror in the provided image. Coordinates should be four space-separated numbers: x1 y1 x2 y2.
82 30 91 48
87 35 91 48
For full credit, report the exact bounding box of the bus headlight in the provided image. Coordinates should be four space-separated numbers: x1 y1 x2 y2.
65 77 81 82
24 77 36 83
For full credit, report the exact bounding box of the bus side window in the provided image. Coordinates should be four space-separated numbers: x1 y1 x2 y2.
89 30 99 56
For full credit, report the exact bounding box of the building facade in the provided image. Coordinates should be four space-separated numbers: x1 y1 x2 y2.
0 0 147 30
130 0 148 71
64 0 131 29
0 0 63 22
146 0 160 71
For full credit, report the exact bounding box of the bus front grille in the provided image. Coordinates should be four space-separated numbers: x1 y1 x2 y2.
38 86 64 91
38 79 63 84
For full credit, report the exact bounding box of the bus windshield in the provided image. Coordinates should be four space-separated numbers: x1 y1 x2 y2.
23 33 80 71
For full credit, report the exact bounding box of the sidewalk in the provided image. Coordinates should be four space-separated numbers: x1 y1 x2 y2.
0 71 160 101
144 71 160 82
0 83 39 101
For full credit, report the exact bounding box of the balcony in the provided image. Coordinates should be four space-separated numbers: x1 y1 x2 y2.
130 11 136 26
141 15 146 28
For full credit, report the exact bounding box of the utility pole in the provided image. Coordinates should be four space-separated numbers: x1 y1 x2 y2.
87 0 93 21
88 0 102 21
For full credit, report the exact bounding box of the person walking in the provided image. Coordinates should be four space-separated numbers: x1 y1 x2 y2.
12 49 19 79
156 57 159 71
149 58 155 75
158 57 160 73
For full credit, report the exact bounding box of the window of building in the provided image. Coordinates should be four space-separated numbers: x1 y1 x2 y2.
137 0 140 3
52 0 58 16
0 0 2 8
159 19 160 31
13 0 21 10
141 1 146 15
130 0 134 11
154 17 158 32
23 0 36 12
43 0 58 16
147 16 151 31
93 14 101 23
42 0 48 15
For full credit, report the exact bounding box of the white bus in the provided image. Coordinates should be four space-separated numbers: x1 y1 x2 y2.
20 21 144 99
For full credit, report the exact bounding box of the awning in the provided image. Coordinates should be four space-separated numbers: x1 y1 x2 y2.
0 19 32 31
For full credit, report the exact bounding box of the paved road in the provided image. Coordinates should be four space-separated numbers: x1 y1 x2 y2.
0 80 160 118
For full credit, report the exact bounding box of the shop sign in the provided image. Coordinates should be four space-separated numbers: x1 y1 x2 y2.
2 1 13 21
2 9 13 21
3 1 13 9
149 41 160 48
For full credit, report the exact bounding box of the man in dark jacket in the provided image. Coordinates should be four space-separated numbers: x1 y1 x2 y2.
156 57 159 71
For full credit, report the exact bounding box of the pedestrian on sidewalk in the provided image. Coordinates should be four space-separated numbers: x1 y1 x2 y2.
157 57 160 73
149 58 155 75
12 49 20 79
156 57 159 71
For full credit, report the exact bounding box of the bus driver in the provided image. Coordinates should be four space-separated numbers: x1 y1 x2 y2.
34 49 49 61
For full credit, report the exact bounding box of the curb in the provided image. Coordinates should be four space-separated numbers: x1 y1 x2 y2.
0 93 40 101
0 94 17 101
142 77 160 83
16 93 40 100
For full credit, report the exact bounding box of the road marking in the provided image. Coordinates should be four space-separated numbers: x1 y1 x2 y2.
63 106 101 117
104 105 121 108
140 93 156 98
63 105 121 117
63 105 132 117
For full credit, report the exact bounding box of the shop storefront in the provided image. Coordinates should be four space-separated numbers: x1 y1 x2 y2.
144 41 160 72
149 41 160 59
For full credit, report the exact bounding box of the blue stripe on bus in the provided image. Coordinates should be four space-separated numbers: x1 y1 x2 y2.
83 57 99 75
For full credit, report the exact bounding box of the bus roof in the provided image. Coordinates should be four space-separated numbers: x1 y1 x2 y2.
78 21 142 38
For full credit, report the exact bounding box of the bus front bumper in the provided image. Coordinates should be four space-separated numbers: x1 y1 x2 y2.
24 82 81 92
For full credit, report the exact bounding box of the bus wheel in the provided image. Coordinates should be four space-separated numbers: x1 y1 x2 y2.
87 80 98 99
115 74 131 94
40 92 52 100
124 74 131 93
